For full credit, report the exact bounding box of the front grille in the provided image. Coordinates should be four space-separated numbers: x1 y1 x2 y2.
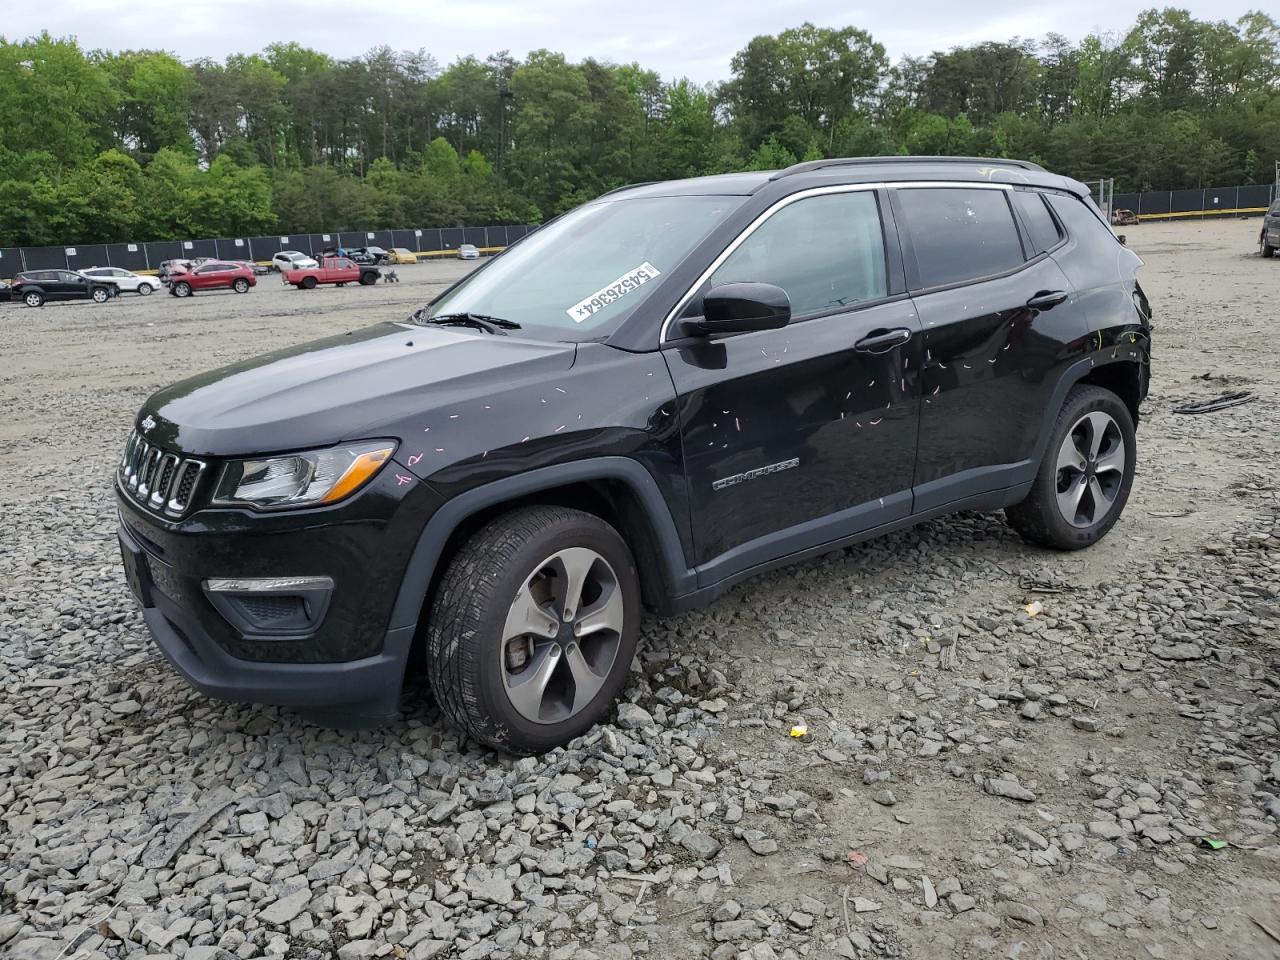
119 430 207 518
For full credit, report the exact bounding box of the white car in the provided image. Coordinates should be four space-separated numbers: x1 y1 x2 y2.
82 267 161 295
457 244 480 260
272 251 319 272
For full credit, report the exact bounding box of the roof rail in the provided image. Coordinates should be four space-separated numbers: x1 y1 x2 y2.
596 181 658 198
770 155 1045 180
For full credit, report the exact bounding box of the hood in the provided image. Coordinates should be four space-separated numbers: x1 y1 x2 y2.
140 322 577 456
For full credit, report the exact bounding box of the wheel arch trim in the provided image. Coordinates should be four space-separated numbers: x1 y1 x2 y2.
386 456 694 633
1032 347 1148 466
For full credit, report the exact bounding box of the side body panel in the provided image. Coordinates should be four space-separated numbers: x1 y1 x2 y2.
665 297 921 579
907 258 1090 508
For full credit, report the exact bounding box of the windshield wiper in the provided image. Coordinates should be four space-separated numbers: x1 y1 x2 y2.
411 309 522 334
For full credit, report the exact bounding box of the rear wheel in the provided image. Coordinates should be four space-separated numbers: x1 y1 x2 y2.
233 278 250 294
301 276 317 290
1005 385 1136 550
173 281 192 298
1262 233 1276 258
24 291 43 308
426 506 641 754
91 286 110 303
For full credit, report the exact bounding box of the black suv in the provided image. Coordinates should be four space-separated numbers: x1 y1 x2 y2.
11 269 118 307
117 157 1152 754
1261 199 1280 258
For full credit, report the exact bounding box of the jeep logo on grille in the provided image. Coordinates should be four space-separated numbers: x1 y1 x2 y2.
140 415 156 433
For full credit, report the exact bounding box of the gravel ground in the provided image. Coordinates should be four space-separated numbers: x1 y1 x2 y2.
1 221 1278 960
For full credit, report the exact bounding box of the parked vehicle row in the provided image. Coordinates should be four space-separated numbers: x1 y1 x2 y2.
8 242 479 307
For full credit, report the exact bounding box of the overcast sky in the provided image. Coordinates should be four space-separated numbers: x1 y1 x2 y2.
9 0 1262 83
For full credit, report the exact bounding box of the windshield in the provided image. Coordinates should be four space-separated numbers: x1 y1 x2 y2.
426 194 745 337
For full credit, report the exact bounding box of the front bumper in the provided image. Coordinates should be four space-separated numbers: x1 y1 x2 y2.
116 461 440 720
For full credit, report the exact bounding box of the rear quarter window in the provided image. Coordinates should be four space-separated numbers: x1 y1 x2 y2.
897 187 1025 289
1011 191 1062 256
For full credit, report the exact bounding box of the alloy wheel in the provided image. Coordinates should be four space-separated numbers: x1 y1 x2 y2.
500 547 625 724
1055 410 1126 527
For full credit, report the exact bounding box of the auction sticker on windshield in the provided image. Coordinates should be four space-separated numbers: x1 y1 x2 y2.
567 262 661 322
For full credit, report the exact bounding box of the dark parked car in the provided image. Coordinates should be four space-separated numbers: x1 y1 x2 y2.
167 261 257 297
117 156 1152 754
1261 200 1280 258
10 269 118 307
348 246 389 265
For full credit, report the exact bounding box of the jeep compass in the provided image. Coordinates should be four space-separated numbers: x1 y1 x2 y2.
117 156 1152 754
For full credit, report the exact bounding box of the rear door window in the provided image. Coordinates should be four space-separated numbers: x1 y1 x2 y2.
707 190 887 318
896 187 1025 290
1011 191 1062 257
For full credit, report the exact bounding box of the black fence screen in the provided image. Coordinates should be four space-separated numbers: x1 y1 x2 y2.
1112 183 1275 220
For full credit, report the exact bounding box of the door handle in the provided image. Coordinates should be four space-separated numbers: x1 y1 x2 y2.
1026 290 1068 310
854 328 912 353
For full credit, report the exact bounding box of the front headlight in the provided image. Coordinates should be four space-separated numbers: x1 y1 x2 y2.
212 440 397 510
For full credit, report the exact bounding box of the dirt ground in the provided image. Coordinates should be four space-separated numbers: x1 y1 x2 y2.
1 219 1278 960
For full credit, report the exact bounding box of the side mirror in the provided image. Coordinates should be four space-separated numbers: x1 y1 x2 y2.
681 282 791 336
1116 234 1127 246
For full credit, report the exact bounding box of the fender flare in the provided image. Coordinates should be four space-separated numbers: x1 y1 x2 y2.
1030 347 1148 468
386 456 694 633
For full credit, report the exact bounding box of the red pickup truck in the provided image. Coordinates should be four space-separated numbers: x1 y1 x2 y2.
281 256 380 289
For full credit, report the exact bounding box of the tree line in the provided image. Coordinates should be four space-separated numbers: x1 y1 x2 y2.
0 7 1277 248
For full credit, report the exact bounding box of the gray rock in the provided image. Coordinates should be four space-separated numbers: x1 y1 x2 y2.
984 778 1036 802
260 888 311 926
681 830 722 860
465 867 514 905
615 703 654 730
998 902 1044 926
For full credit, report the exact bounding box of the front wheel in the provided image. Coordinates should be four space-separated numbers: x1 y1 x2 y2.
1263 234 1276 259
426 506 641 755
233 278 250 294
359 272 377 286
1005 385 1136 550
173 281 192 298
138 283 154 296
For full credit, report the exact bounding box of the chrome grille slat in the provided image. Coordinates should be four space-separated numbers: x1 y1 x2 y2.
118 429 207 518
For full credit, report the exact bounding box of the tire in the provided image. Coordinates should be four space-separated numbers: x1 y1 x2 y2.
138 282 154 296
173 281 192 298
1005 385 1136 550
426 506 642 755
301 276 317 290
1263 234 1276 259
359 272 377 285
24 291 43 308
91 286 110 303
233 278 250 294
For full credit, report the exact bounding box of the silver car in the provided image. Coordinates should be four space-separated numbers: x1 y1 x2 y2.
82 267 162 295
272 251 319 272
457 243 480 260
